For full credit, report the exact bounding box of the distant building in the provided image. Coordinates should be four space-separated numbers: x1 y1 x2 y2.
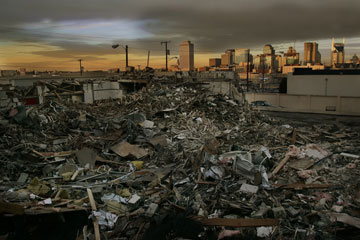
263 44 275 55
221 53 231 66
198 66 210 72
331 38 345 66
19 68 26 76
288 68 360 97
179 40 194 71
284 47 300 65
234 48 251 64
282 63 325 74
348 54 360 65
225 49 235 65
254 44 276 73
303 42 321 64
0 70 18 77
209 58 221 67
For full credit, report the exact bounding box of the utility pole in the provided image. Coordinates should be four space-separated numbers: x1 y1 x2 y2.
161 41 170 71
112 44 129 70
262 56 265 92
246 51 250 92
78 59 83 75
125 45 129 68
147 50 150 68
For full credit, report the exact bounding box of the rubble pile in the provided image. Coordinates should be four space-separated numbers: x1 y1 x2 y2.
0 83 360 240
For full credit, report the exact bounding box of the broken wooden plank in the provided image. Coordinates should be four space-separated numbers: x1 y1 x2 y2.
274 183 332 190
24 207 87 215
32 150 75 158
71 170 81 181
195 217 279 227
291 128 297 145
87 188 101 240
272 154 290 175
197 180 218 185
0 200 25 215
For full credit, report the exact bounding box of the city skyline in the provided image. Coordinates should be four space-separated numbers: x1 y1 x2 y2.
1 0 360 70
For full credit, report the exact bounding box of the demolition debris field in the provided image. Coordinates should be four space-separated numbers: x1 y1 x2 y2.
1 82 360 240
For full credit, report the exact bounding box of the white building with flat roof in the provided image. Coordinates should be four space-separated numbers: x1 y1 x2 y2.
179 40 194 71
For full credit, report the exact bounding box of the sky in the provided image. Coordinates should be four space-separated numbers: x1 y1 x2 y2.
1 0 360 71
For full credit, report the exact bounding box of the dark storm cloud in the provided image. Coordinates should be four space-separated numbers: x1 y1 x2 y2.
1 0 360 53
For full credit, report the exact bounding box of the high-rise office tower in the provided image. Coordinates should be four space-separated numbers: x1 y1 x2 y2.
225 49 235 65
221 53 231 66
263 44 275 55
234 48 251 65
303 42 321 64
284 46 300 65
331 38 345 66
179 40 194 71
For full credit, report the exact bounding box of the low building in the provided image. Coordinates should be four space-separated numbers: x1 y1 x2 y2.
209 58 221 67
287 68 360 97
282 64 325 74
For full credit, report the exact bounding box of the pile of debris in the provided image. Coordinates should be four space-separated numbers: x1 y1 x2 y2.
0 82 360 240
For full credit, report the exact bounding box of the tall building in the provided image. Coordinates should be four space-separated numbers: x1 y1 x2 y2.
303 42 321 64
225 49 235 65
179 40 194 71
284 46 300 65
209 58 221 67
221 53 231 66
254 44 276 73
349 54 359 65
263 44 275 55
234 48 251 65
331 38 345 66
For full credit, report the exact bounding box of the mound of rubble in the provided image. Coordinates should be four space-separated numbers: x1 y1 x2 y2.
1 83 360 240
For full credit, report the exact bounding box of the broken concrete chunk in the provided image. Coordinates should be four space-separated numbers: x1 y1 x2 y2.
289 158 315 170
204 166 225 180
149 135 168 147
315 198 328 210
145 203 158 217
252 204 271 218
128 194 141 205
257 226 273 238
101 193 128 204
95 210 119 228
240 183 259 194
127 112 146 124
58 163 77 175
111 141 148 159
27 177 50 196
17 173 29 183
139 120 154 129
286 206 299 216
304 144 329 159
272 206 286 218
76 147 97 167
331 205 344 213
